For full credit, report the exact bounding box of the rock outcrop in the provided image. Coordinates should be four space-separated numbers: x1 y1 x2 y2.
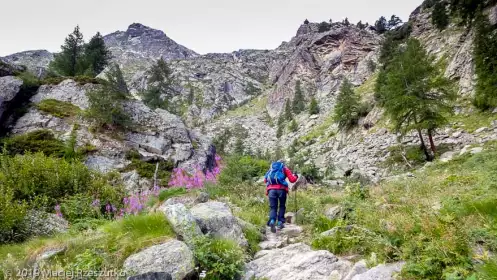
190 201 248 247
104 23 197 80
0 76 23 124
123 240 195 280
243 243 344 280
159 203 202 244
2 50 54 78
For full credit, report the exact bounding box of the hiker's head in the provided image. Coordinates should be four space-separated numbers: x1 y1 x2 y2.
277 159 285 164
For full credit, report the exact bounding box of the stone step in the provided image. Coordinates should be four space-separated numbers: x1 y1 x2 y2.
259 224 303 250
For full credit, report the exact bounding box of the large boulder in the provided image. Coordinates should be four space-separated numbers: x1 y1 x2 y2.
0 59 25 77
22 211 69 238
2 50 54 78
243 243 349 280
159 203 202 244
0 76 23 122
350 262 405 280
31 79 96 109
123 240 195 280
190 201 248 247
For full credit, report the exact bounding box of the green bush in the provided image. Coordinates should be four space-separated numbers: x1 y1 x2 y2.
0 183 28 243
36 99 81 118
86 88 131 130
192 236 245 280
60 194 101 223
1 129 65 157
0 152 124 208
218 155 269 186
158 187 187 202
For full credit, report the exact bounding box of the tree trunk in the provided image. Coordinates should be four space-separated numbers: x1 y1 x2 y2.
428 129 436 154
417 128 433 161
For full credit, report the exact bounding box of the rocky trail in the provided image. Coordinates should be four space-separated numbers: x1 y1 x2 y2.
244 218 404 280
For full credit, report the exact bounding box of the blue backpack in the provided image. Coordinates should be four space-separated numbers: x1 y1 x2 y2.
265 162 288 187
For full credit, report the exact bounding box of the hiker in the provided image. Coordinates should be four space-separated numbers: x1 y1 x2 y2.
264 160 298 233
203 144 217 175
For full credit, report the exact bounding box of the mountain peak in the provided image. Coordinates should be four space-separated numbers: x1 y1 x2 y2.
126 23 157 37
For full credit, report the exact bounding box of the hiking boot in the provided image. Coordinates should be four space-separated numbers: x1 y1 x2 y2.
277 221 285 230
269 219 276 233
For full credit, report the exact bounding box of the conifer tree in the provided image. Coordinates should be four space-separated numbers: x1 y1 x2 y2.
49 26 85 76
292 81 306 114
143 58 175 110
288 119 298 132
378 38 455 159
388 15 403 30
287 139 299 158
309 97 320 115
374 16 388 34
233 137 245 155
284 99 293 120
473 13 497 110
276 113 284 138
432 1 450 30
343 18 350 26
104 63 128 97
84 32 111 76
333 78 361 129
357 21 366 29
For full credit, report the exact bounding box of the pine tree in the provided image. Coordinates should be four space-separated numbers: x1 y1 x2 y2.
388 15 403 30
304 19 310 25
104 63 128 97
473 13 497 110
288 119 298 132
287 139 299 158
343 18 350 26
357 21 366 30
374 16 388 34
284 99 293 120
274 144 283 161
276 113 285 138
292 81 306 114
432 2 450 30
49 26 85 76
378 38 455 159
234 137 245 155
318 22 331 33
83 32 111 76
333 78 361 129
143 58 175 110
309 97 319 115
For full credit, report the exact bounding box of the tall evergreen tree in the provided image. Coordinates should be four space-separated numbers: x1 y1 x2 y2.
388 15 403 30
233 137 245 155
284 99 293 120
378 39 455 159
343 18 350 26
84 32 111 76
143 58 175 110
104 63 128 97
374 16 388 34
333 78 361 129
288 119 298 132
357 21 366 30
292 81 306 114
473 13 497 110
432 2 450 30
318 22 331 33
49 26 85 76
309 97 320 115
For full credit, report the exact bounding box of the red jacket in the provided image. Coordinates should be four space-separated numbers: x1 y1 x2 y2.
264 166 298 195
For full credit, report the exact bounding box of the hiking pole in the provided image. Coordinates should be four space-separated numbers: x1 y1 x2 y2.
294 173 299 224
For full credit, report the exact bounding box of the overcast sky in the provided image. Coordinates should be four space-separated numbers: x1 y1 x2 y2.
0 0 422 56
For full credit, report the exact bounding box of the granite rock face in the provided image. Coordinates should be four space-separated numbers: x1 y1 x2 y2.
2 50 54 78
0 76 23 123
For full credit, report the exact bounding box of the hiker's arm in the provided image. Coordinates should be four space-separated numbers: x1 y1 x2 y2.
284 167 298 183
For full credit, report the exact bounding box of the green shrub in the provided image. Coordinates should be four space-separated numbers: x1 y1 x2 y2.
86 88 131 130
218 155 269 186
192 236 245 280
0 152 124 208
60 194 101 223
65 248 104 273
36 99 81 118
1 130 65 157
0 183 28 243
